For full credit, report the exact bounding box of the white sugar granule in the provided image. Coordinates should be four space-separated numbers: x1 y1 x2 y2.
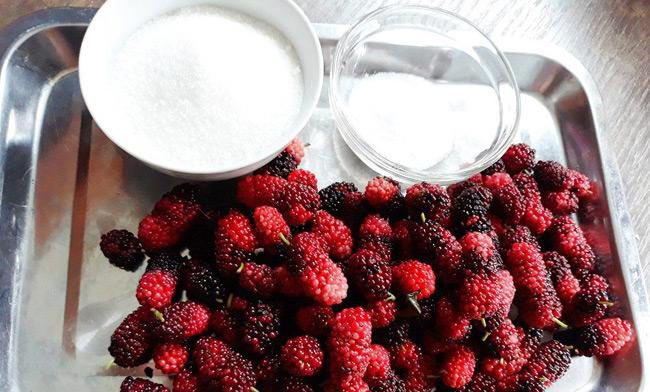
346 72 499 171
108 6 304 171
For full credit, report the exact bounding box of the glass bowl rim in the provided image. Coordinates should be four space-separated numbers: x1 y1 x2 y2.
329 4 521 184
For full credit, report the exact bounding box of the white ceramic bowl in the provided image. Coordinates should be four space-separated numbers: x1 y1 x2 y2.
79 0 323 180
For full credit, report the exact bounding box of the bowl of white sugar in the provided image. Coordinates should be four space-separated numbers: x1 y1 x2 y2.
79 0 323 180
330 5 520 185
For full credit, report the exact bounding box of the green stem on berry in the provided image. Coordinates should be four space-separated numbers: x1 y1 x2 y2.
481 331 491 342
226 293 234 308
480 318 487 328
104 359 115 371
386 292 396 301
599 301 614 307
552 317 569 330
407 292 422 314
250 387 260 392
215 298 224 304
198 207 211 220
565 345 575 350
279 233 291 246
151 308 165 322
539 376 548 383
236 263 245 274
420 212 426 223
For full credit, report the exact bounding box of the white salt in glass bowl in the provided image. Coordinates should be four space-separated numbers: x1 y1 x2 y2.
79 0 323 180
330 5 520 185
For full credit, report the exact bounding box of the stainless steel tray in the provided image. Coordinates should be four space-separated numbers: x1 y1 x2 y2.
0 7 648 391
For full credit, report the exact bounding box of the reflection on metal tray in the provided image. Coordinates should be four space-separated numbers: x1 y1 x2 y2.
0 7 647 392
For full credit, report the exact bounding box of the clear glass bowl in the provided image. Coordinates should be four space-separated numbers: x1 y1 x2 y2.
329 5 520 184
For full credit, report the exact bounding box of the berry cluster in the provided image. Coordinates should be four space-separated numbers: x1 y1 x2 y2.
104 141 634 392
